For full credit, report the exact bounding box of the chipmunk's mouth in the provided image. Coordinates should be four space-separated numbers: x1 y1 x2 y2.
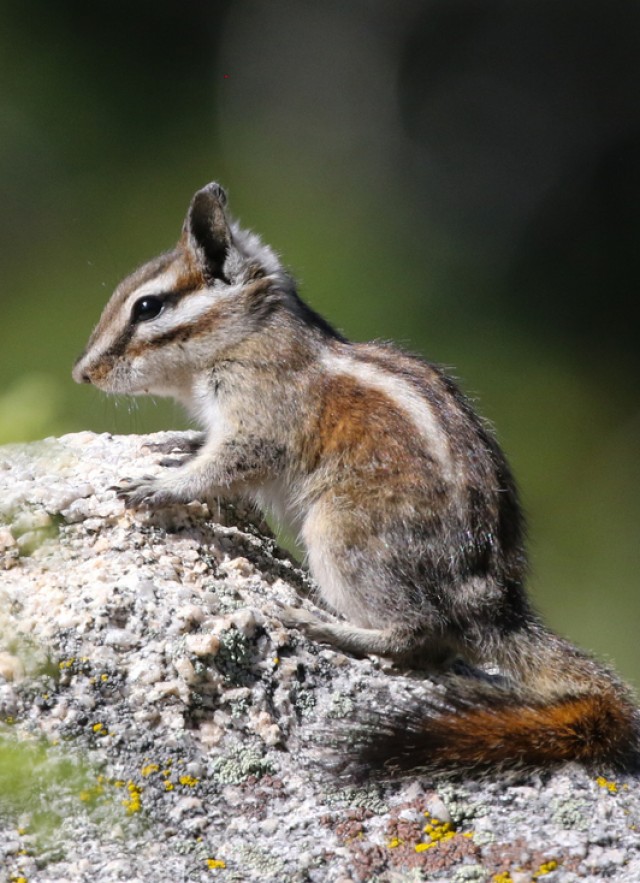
72 358 129 394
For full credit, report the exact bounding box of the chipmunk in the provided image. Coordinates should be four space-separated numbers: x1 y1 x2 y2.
73 182 639 773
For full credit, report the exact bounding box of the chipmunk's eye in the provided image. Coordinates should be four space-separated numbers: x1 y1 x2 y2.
131 295 164 323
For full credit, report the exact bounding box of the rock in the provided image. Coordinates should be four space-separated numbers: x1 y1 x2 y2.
0 431 638 883
0 652 24 682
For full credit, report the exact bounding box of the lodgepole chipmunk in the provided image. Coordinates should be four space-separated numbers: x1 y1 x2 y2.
73 182 639 773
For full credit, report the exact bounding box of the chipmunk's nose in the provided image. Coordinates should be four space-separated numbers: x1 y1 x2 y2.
72 358 92 384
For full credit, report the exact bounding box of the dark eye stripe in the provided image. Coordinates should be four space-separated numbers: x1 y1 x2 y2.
101 284 206 360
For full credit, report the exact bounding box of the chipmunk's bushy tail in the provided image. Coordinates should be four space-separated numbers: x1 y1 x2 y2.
348 629 640 776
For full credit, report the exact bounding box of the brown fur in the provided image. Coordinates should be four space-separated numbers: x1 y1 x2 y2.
352 685 640 775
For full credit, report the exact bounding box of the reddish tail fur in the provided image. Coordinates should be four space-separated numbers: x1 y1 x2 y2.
349 683 640 776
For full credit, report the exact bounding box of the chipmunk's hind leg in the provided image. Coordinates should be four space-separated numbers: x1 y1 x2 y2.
281 605 454 667
294 502 455 665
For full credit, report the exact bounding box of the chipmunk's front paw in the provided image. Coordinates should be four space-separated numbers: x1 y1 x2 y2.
142 434 205 469
115 475 184 510
142 433 204 456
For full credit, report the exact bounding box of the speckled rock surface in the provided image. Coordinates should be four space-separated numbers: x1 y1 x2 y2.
0 432 639 883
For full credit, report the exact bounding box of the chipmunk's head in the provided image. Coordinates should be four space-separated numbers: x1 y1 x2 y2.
72 182 290 398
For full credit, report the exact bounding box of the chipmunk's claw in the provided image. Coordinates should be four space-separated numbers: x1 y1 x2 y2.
114 475 171 509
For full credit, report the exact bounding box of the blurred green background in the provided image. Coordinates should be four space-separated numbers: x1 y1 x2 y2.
1 0 638 686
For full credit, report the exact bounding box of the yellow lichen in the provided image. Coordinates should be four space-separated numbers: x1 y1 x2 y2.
179 775 199 787
417 817 456 851
121 781 143 814
492 873 514 883
207 858 226 869
387 837 402 849
164 780 174 791
596 776 618 794
533 860 559 878
141 763 160 777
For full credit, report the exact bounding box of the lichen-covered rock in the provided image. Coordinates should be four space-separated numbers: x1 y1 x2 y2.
0 432 639 882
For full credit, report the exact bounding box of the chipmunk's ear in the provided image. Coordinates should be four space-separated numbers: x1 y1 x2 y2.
183 183 230 280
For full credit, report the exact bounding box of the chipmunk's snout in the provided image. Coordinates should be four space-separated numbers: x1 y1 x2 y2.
74 367 92 384
72 355 98 385
72 358 114 389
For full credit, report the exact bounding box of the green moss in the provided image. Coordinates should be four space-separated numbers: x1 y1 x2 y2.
0 733 91 849
0 632 57 689
232 843 287 878
210 746 275 785
437 784 488 826
10 511 63 557
216 627 254 685
327 782 388 815
551 796 590 831
453 866 488 882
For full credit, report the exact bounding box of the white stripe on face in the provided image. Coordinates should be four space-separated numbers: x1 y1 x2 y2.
124 275 242 343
